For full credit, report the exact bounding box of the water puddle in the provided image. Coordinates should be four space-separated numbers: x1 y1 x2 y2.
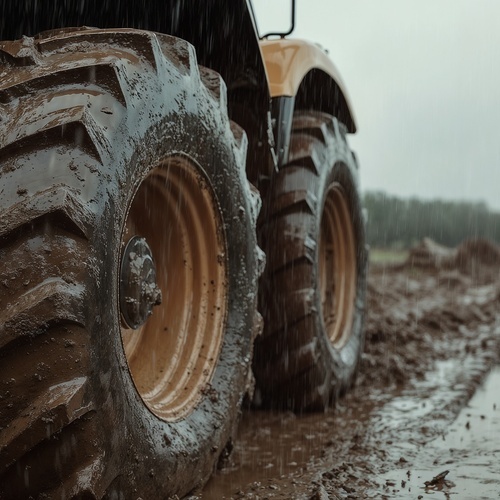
379 366 500 498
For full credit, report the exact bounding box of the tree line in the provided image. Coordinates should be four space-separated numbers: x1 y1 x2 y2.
363 191 500 248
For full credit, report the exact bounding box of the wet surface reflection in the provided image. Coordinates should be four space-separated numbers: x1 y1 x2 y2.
379 366 500 498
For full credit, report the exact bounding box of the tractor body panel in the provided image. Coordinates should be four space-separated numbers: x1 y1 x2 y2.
261 38 356 133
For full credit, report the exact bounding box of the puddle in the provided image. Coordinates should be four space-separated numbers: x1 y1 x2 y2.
370 359 466 437
204 363 500 498
379 366 500 498
434 367 500 452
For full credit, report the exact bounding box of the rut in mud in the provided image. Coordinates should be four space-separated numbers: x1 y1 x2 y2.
203 239 500 499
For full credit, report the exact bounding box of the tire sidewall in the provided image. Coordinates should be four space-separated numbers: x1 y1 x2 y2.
88 88 256 495
313 133 367 397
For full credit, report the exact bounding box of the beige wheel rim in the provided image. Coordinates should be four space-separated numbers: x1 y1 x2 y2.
120 156 227 422
319 183 357 348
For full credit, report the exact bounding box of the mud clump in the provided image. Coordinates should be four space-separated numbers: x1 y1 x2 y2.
406 237 500 283
406 237 457 269
455 238 500 281
362 237 500 389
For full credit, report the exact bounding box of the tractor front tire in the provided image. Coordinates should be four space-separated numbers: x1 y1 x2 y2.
255 111 367 411
0 28 262 498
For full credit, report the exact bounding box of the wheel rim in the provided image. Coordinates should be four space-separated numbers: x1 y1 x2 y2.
119 156 227 422
319 183 357 348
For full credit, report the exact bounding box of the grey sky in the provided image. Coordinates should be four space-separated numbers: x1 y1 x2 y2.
253 0 500 210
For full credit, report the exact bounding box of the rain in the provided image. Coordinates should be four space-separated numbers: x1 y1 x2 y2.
1 1 500 498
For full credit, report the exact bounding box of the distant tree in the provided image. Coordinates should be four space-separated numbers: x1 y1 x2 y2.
363 191 500 248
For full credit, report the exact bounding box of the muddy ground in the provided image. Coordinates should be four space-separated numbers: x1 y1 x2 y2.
200 244 500 499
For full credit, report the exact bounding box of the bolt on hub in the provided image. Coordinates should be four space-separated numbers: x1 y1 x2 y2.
120 236 162 329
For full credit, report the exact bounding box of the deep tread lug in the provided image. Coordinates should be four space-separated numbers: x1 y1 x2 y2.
38 29 159 70
292 111 336 143
0 186 93 240
257 339 319 386
0 377 91 468
0 117 103 161
0 278 85 350
0 63 126 106
286 144 323 174
0 37 40 66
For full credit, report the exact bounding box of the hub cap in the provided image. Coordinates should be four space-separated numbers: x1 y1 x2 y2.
120 236 162 330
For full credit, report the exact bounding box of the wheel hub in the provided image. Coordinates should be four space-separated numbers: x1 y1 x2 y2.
120 236 162 329
120 158 227 421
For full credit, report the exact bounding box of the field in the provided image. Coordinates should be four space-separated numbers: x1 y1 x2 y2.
204 247 500 498
369 247 409 265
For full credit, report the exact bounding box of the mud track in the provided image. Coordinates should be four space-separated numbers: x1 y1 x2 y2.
202 259 500 499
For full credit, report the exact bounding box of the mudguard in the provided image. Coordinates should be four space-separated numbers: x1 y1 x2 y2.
260 38 356 167
261 38 356 132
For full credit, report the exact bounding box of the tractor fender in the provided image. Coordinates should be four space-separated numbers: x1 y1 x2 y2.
260 39 356 167
260 38 356 132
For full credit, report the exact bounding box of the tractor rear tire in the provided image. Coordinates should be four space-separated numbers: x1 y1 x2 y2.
255 111 367 411
0 28 262 498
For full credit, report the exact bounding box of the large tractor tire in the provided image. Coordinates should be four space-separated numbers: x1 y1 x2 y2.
255 111 367 411
0 28 263 498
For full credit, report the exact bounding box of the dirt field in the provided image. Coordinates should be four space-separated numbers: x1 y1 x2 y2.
202 242 500 499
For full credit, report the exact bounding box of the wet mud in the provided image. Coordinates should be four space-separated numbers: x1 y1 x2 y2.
202 250 500 499
379 367 500 499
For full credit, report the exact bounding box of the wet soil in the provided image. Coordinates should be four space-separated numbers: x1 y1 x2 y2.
201 257 500 499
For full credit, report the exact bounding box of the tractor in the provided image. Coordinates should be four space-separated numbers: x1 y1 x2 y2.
0 1 367 497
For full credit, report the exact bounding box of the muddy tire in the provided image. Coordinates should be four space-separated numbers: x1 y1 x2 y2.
254 111 367 411
0 29 262 498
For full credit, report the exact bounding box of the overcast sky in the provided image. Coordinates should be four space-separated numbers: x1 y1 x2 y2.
253 0 500 210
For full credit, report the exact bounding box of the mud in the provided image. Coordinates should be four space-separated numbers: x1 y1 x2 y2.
378 366 500 498
201 245 500 499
